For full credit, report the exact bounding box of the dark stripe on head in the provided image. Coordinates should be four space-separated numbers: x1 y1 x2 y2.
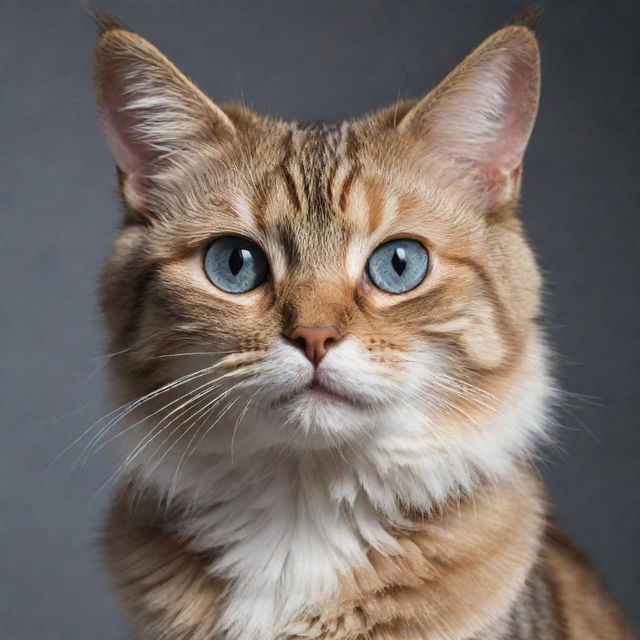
276 220 301 269
439 252 520 373
279 131 301 213
339 164 359 214
251 174 276 231
280 166 301 213
338 127 362 215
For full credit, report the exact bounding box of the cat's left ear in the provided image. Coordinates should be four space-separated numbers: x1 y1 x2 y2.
398 26 540 209
94 23 236 214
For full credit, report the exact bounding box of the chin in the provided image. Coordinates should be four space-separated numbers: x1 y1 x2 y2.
270 391 376 451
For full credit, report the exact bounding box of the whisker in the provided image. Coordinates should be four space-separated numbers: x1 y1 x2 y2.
182 386 251 464
76 366 224 468
115 374 240 471
165 394 244 505
145 379 248 477
77 349 257 465
154 349 242 359
110 365 257 483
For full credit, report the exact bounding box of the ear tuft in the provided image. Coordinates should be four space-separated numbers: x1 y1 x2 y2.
506 4 544 33
398 26 541 209
91 9 130 35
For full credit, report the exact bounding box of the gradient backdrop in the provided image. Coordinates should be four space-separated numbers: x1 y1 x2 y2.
2 1 638 638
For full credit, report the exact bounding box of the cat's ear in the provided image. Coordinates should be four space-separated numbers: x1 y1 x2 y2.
94 24 236 214
398 26 540 209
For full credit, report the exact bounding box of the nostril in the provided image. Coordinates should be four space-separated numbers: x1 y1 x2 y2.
293 336 307 351
323 335 337 349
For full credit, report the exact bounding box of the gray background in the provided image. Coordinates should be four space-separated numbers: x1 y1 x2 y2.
1 1 638 638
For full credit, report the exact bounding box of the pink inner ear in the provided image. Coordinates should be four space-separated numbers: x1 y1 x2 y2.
410 45 539 207
403 41 540 186
483 55 538 174
101 63 158 177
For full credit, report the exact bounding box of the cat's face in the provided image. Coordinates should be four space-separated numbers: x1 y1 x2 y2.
97 23 548 461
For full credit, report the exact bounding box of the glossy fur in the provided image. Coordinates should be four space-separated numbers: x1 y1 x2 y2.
94 16 631 640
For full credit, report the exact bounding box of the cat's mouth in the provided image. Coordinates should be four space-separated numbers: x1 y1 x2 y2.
303 380 348 402
271 378 367 409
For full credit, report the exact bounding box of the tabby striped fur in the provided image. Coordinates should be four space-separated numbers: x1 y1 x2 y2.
94 16 632 640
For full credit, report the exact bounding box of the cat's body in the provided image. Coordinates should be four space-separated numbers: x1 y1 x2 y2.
105 472 626 640
93 16 631 640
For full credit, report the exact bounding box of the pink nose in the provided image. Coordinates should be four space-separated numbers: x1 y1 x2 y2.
288 325 341 366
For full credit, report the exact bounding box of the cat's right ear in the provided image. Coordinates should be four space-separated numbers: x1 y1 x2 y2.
94 24 236 215
396 26 540 211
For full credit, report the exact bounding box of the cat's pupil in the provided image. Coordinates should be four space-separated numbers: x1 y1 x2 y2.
229 247 246 276
392 248 407 276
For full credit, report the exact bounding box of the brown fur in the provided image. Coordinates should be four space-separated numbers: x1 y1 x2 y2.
93 18 633 640
105 472 629 639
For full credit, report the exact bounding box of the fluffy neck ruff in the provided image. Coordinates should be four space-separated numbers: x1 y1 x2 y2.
115 350 551 640
108 462 546 640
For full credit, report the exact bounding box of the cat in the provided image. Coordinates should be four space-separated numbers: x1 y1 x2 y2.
93 13 632 640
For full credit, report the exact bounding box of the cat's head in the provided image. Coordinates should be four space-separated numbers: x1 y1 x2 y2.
96 21 550 476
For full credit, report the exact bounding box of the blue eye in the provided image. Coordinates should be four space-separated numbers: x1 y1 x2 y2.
366 239 429 294
204 237 268 293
